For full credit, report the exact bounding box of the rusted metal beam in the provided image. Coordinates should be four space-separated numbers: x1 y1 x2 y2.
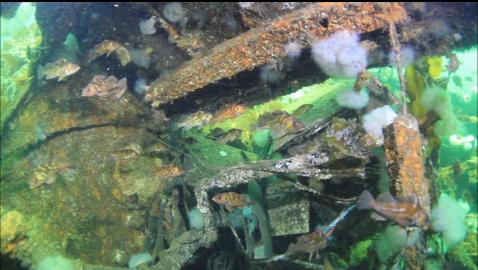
145 2 407 107
383 114 432 270
383 115 431 213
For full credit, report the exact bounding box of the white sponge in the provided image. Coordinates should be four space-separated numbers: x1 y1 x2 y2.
163 2 185 24
187 207 205 230
362 105 397 145
139 16 157 35
128 252 153 269
129 49 151 69
374 225 407 263
431 194 469 247
420 86 451 119
134 78 149 95
36 255 75 270
284 41 302 60
311 31 368 78
420 86 462 137
336 89 370 109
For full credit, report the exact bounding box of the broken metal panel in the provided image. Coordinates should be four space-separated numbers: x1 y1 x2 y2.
266 181 310 236
268 199 309 237
146 2 407 107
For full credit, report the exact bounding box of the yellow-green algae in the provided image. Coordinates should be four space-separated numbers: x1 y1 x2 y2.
348 239 373 267
203 77 356 144
1 2 42 132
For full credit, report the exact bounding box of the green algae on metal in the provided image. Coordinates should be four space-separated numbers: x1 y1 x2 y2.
0 3 42 133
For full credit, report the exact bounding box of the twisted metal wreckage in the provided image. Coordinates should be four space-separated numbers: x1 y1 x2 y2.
144 3 446 270
2 2 476 270
77 4 416 269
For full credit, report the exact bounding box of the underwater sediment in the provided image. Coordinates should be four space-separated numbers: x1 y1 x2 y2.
1 2 477 270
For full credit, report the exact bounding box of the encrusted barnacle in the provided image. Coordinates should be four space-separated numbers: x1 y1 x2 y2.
274 158 294 169
307 152 330 166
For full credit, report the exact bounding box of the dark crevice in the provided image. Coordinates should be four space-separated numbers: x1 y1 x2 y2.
16 122 131 158
0 254 27 270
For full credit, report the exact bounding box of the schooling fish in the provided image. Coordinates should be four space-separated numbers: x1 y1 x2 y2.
212 192 250 212
357 190 429 229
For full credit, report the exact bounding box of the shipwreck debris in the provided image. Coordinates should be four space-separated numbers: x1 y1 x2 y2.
383 115 431 213
145 2 408 107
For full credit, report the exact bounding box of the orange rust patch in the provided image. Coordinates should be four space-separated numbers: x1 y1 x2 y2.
383 115 430 212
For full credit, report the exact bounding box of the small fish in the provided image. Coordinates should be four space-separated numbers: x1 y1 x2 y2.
87 40 120 62
212 192 249 212
457 115 478 124
174 111 213 130
37 58 80 81
213 104 247 122
216 129 243 144
446 53 459 73
29 162 70 189
451 75 463 88
272 205 354 262
286 229 332 261
156 165 184 179
152 109 170 122
82 75 128 100
255 110 306 138
115 144 142 159
277 113 306 133
453 161 463 177
462 190 475 209
86 40 131 66
353 70 372 91
357 190 429 229
293 104 313 117
114 46 131 66
144 141 169 155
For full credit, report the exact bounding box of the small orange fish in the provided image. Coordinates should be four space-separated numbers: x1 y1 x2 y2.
212 192 249 212
156 165 184 179
357 190 429 229
213 104 247 122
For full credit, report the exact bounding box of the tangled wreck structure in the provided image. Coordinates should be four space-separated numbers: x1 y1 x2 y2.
1 2 477 270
